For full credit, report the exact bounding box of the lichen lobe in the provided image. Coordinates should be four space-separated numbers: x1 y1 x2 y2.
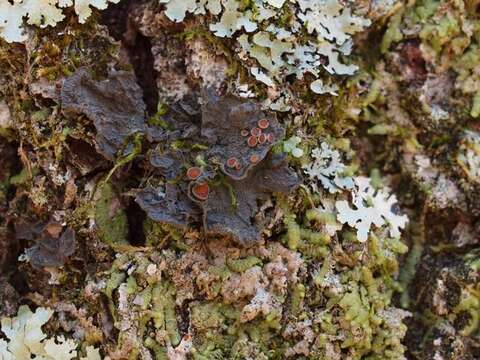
61 68 147 160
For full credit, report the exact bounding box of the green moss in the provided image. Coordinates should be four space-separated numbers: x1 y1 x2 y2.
454 289 480 336
283 214 301 250
124 275 138 295
104 132 143 184
305 208 336 228
414 0 440 21
144 337 168 360
10 167 39 186
290 283 305 316
104 270 126 324
152 281 180 346
144 219 187 250
470 90 480 118
284 213 330 259
465 250 480 272
227 256 262 273
420 14 460 53
313 255 332 286
190 302 242 356
381 10 404 54
0 3 443 357
94 183 128 246
398 212 425 308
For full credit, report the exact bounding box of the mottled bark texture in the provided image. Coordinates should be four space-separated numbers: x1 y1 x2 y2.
0 1 479 359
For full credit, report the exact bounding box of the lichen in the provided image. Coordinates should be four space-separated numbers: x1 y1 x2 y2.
138 91 300 245
158 0 371 91
0 0 120 42
61 68 147 161
303 141 354 194
0 305 101 360
335 176 408 242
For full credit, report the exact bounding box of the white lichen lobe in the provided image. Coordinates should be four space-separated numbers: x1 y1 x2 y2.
0 0 119 42
336 176 408 242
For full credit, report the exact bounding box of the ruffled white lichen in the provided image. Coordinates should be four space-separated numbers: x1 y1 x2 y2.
303 142 354 193
283 136 304 158
335 176 408 242
0 0 120 42
159 0 222 22
309 79 339 95
0 305 101 360
43 336 78 360
159 0 370 91
0 305 54 359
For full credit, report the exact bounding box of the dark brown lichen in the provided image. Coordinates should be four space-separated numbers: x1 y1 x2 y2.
148 148 186 181
0 279 19 317
23 224 76 269
205 153 300 244
61 68 147 160
136 92 299 245
201 90 284 180
136 183 201 228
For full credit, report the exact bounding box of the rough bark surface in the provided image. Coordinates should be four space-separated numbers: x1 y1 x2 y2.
0 1 479 359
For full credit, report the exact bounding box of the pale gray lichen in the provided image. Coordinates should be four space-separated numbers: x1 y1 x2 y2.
0 0 120 43
159 0 371 91
335 176 408 242
0 305 101 360
283 136 304 158
309 79 339 95
297 0 370 46
159 0 222 22
303 142 354 193
209 0 258 37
